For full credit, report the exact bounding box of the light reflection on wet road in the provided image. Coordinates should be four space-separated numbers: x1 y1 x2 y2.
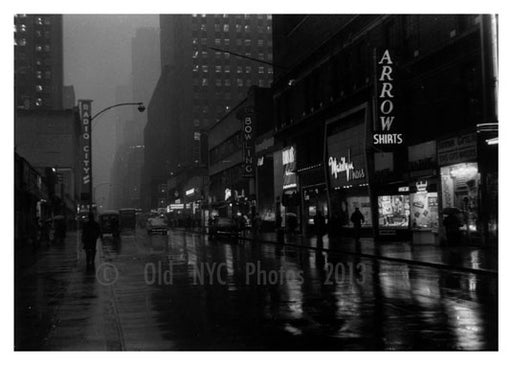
103 229 497 350
15 229 497 350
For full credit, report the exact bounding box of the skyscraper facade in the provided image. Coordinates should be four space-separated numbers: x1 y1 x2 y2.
144 14 273 209
14 14 63 110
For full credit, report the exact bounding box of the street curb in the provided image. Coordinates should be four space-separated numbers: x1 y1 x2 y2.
176 228 498 276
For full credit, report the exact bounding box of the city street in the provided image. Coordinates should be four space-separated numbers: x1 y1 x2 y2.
15 229 498 350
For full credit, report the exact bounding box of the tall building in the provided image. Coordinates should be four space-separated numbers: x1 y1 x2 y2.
143 14 273 210
132 27 161 143
14 14 63 110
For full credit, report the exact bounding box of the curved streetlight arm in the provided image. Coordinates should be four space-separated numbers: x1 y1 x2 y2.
91 102 145 124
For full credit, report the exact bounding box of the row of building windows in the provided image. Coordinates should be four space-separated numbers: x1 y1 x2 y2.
193 65 273 74
192 14 271 20
194 77 271 86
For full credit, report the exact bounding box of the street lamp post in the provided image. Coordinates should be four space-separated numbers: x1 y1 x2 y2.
78 100 146 209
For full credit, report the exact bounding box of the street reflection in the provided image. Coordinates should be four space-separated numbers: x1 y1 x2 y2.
136 231 498 350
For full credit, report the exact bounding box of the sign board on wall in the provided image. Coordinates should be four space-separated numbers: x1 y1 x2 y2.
282 146 297 189
327 121 367 188
78 100 92 203
239 106 256 178
437 133 477 166
373 49 403 146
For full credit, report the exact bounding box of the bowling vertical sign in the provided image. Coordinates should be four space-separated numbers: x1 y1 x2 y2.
79 100 93 204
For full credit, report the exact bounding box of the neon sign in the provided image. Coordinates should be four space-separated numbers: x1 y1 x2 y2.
328 149 365 181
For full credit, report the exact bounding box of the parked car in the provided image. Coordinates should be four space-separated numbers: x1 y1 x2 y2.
147 215 168 235
209 216 237 238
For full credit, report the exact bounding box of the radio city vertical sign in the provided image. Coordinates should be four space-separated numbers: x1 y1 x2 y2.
79 100 92 202
373 49 403 146
238 106 256 178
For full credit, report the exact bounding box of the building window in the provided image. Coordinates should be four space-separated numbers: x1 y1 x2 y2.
225 79 231 86
201 51 208 58
44 18 51 25
193 50 199 58
237 66 243 74
268 68 273 74
244 25 250 32
215 65 222 73
215 51 221 59
202 65 209 73
257 39 264 47
214 24 221 32
214 38 221 46
18 38 26 46
236 39 242 46
224 52 230 59
246 79 252 86
258 52 264 60
257 26 263 33
224 66 230 73
258 66 265 74
223 24 229 32
236 24 242 32
44 71 51 79
266 25 272 32
215 79 222 86
193 65 199 72
244 39 251 46
35 45 42 52
202 78 208 86
35 98 42 107
237 78 243 87
246 66 252 73
36 17 43 25
200 24 207 31
36 71 42 79
201 38 207 45
224 38 230 46
192 38 198 45
44 44 50 52
258 80 265 87
35 85 43 92
267 15 272 20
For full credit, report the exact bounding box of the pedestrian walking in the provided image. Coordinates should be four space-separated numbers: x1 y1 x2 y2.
82 213 101 269
443 211 462 245
350 207 365 243
313 210 326 244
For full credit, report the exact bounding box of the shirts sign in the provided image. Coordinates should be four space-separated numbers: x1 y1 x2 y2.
374 50 403 145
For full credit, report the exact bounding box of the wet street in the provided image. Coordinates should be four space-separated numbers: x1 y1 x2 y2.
15 229 498 350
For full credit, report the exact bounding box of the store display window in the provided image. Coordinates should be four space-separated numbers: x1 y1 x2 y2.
410 192 439 231
440 162 480 232
342 196 372 227
378 195 410 228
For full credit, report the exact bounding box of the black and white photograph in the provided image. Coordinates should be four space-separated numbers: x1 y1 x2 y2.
8 1 506 355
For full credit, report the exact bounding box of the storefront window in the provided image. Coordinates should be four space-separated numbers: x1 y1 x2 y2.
410 192 438 231
342 196 372 227
378 195 410 228
440 162 479 232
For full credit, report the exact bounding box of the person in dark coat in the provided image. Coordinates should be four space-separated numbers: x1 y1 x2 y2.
443 212 462 245
82 213 101 268
350 207 365 243
313 211 326 244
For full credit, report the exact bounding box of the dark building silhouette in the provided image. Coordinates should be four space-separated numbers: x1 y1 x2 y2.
272 15 498 245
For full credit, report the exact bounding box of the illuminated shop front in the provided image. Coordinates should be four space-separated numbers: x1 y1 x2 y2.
378 193 410 230
440 162 480 237
407 141 439 244
438 132 481 243
325 108 373 233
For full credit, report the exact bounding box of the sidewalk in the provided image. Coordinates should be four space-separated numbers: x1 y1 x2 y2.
15 231 123 350
174 227 498 275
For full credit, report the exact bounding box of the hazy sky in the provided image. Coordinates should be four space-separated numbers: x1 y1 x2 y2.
63 14 159 206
